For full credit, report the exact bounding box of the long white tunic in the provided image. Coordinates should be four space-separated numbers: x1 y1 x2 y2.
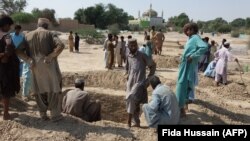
215 47 234 75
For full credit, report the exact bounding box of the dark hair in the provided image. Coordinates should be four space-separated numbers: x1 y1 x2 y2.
128 35 132 39
75 32 78 35
183 23 199 34
70 31 73 34
146 35 150 40
114 35 118 39
108 33 113 39
222 38 226 43
211 40 215 45
108 34 113 40
120 36 124 39
159 29 162 32
0 15 14 27
15 25 22 30
203 37 209 43
149 76 161 89
75 81 84 89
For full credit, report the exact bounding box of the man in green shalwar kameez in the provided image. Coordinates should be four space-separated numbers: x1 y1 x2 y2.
176 23 208 117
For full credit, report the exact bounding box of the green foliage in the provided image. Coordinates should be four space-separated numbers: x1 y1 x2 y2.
230 18 246 28
108 24 120 35
74 8 85 24
128 15 135 20
74 3 129 30
167 13 190 29
1 0 27 15
31 8 58 25
217 24 232 33
76 28 104 39
231 31 240 38
246 18 250 28
11 12 35 24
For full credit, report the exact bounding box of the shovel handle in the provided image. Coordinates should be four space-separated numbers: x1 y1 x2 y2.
236 61 244 74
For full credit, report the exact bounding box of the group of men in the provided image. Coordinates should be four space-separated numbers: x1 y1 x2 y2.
1 13 242 130
144 26 165 55
124 38 180 128
103 34 127 69
203 38 239 86
68 31 80 53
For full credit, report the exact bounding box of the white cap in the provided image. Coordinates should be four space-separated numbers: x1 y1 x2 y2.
224 41 230 46
75 78 84 84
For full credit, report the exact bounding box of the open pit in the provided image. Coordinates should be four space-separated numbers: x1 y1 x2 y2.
153 55 180 68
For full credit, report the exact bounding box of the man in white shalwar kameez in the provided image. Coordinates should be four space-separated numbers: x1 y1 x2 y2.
215 42 238 86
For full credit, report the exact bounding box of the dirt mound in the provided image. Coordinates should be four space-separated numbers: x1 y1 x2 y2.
198 75 215 87
62 71 126 90
210 83 249 100
153 55 180 68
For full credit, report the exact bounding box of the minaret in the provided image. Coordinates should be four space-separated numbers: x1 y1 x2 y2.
161 10 164 18
138 10 141 19
149 3 152 18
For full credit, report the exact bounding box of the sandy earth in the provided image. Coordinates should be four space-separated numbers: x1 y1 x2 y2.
0 32 250 141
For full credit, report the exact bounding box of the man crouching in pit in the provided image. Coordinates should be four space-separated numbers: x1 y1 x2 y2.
62 79 101 122
125 39 156 127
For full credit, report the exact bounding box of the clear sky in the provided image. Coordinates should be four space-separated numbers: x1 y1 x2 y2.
25 0 250 22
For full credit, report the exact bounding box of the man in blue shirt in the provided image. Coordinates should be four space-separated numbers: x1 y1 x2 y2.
11 25 31 101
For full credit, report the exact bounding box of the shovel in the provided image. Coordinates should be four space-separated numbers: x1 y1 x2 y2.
236 61 245 86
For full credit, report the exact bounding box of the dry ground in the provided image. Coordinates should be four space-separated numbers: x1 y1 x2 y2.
0 32 250 141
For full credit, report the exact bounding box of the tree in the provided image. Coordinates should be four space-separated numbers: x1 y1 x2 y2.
32 8 57 25
176 13 189 27
74 8 85 24
230 18 246 28
1 0 27 15
73 3 129 30
128 15 135 20
245 18 250 28
11 12 35 23
217 24 232 33
166 13 189 29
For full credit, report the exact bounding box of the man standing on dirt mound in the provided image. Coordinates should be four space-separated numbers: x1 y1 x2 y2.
21 18 65 121
125 38 156 127
176 23 208 117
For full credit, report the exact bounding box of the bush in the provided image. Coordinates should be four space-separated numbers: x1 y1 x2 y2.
11 12 35 24
231 31 240 38
76 28 104 39
108 24 120 35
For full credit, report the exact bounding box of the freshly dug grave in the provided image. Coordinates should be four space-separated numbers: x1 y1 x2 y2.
153 55 180 68
88 92 127 124
62 70 126 90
